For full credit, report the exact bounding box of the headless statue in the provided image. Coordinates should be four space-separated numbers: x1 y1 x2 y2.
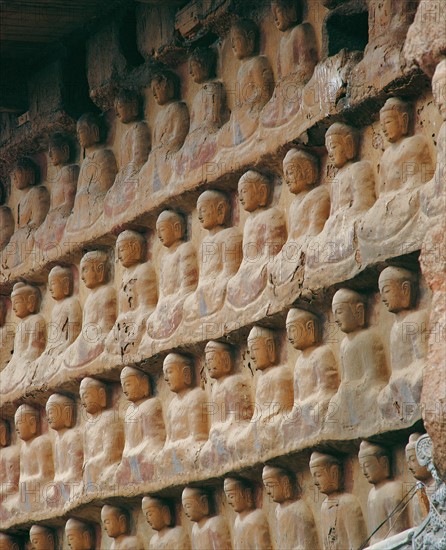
142 496 191 550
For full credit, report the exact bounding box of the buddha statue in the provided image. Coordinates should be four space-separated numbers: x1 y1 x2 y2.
142 496 190 550
218 19 274 147
0 419 19 513
64 518 95 550
0 298 14 371
184 190 242 321
29 525 55 550
0 182 14 253
104 89 150 218
0 533 20 550
101 504 140 550
226 171 286 308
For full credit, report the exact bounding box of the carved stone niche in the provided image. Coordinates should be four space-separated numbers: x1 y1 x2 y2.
181 487 232 550
139 69 189 193
0 282 46 398
0 532 21 550
79 377 124 488
103 89 151 220
223 476 273 550
309 451 367 550
141 496 191 550
226 171 286 309
29 525 56 550
101 504 141 550
218 19 274 148
358 97 434 263
64 518 95 550
358 440 410 544
5 157 50 269
261 0 318 128
0 418 19 514
262 465 319 549
0 298 14 372
65 112 117 236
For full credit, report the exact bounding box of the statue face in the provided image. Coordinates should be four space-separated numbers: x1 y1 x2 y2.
310 465 337 495
271 3 296 32
248 336 273 371
156 219 179 248
231 28 253 60
182 494 206 522
406 448 430 481
433 69 446 120
0 534 18 550
332 301 359 333
224 481 250 513
76 121 96 149
379 279 408 313
46 400 68 431
12 292 33 318
163 361 188 393
80 384 104 415
286 315 314 350
102 508 124 539
117 238 141 268
49 144 69 167
115 100 138 124
151 79 173 106
30 529 52 550
197 197 218 230
189 59 208 84
48 273 68 301
326 135 349 169
238 178 262 213
359 455 387 485
80 260 103 289
263 473 287 503
11 168 32 191
205 349 231 379
380 110 404 143
15 411 36 442
66 527 87 550
284 158 314 193
142 502 167 531
121 373 147 402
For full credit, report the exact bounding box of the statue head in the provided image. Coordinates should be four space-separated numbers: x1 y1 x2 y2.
204 340 234 380
0 419 10 448
325 123 358 168
48 133 72 167
163 353 194 393
150 70 178 106
14 404 40 442
238 170 270 213
189 47 217 84
65 518 94 550
79 377 107 415
11 157 39 191
197 190 229 230
231 19 258 59
114 89 141 124
432 59 446 120
182 487 211 522
224 477 255 513
378 266 418 313
80 250 110 289
283 149 318 194
76 113 102 149
48 266 73 301
141 496 173 531
309 452 342 496
286 308 321 350
358 441 391 485
332 289 366 333
0 533 20 550
120 366 151 402
271 0 301 32
247 326 277 371
116 230 145 268
29 525 55 550
156 210 185 248
11 282 40 319
405 433 432 482
46 393 76 431
262 465 297 503
101 505 130 539
380 98 411 143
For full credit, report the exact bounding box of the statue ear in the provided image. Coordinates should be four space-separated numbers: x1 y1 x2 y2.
82 530 91 549
379 455 390 474
62 144 70 159
401 112 409 134
401 280 411 300
183 366 192 386
258 184 268 206
62 276 70 296
306 319 315 341
200 495 209 515
266 338 275 362
91 124 100 143
344 134 356 160
173 221 183 237
99 387 107 408
162 505 172 526
27 293 36 312
354 302 365 327
119 514 127 533
64 404 73 427
216 201 226 222
30 415 38 435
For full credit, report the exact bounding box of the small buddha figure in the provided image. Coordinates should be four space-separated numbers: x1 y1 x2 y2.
377 266 428 418
65 113 117 234
359 440 410 543
184 190 242 321
142 496 191 550
176 47 226 176
46 394 83 501
329 289 388 429
359 98 434 260
65 518 95 550
34 133 79 248
0 183 14 252
29 525 55 550
163 353 208 450
269 149 330 288
116 367 165 483
223 477 272 550
285 308 338 430
79 377 124 486
261 0 318 127
262 465 319 549
421 58 446 219
307 123 375 278
309 451 367 549
106 231 157 358
5 157 49 268
0 282 46 396
0 419 19 511
63 250 116 370
146 210 197 340
0 298 14 371
182 487 232 550
37 266 82 372
405 432 435 525
218 19 274 148
104 89 150 218
101 505 140 550
226 171 286 308
14 404 54 507
139 69 189 192
0 533 20 550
